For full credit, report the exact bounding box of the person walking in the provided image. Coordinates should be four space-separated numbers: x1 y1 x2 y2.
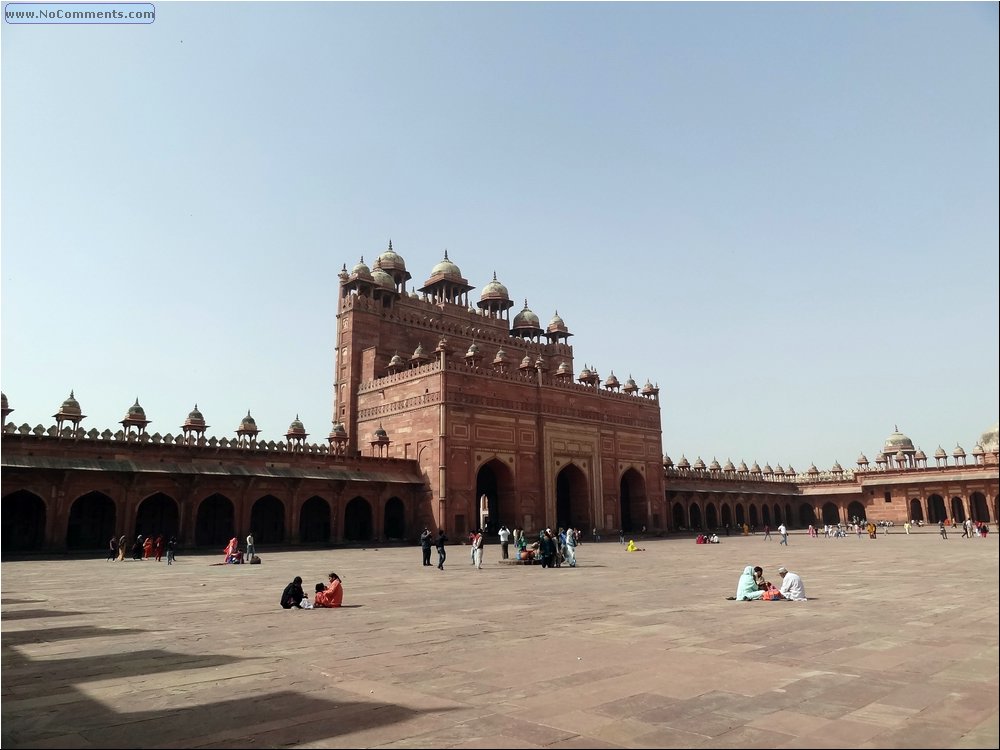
498 525 511 560
246 531 256 560
763 525 771 541
435 529 448 570
420 527 433 566
563 527 578 567
939 520 948 539
107 536 118 561
778 523 788 545
472 529 485 569
166 536 177 565
117 534 127 561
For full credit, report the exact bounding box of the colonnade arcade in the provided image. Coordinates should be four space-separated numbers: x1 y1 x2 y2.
667 492 806 531
472 458 649 533
905 491 993 525
1 488 412 552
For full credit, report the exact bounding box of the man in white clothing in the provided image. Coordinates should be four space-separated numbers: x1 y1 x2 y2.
778 523 788 545
498 525 511 559
777 566 807 601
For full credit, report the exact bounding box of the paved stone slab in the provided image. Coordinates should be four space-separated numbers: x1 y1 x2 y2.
2 532 997 748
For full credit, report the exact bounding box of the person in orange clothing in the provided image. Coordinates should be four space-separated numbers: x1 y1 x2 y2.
314 572 344 608
154 535 164 562
142 535 153 559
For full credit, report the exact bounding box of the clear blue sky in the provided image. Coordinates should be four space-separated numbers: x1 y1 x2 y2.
2 2 998 471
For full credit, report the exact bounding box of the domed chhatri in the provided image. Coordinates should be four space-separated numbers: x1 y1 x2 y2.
183 404 206 428
511 299 544 341
236 410 261 445
479 271 510 303
883 425 915 453
0 391 11 422
371 260 396 291
120 398 151 435
376 239 410 282
286 415 309 445
430 250 462 278
981 421 999 452
351 256 373 282
53 390 86 429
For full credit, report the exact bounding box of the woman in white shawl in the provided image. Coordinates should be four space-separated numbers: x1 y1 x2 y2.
735 565 764 600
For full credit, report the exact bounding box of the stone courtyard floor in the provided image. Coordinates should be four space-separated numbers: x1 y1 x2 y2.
2 530 998 749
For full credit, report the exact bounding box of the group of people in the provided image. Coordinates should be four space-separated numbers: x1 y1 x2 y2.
421 526 584 569
223 532 257 564
731 564 807 601
695 533 720 544
280 572 344 609
108 534 176 564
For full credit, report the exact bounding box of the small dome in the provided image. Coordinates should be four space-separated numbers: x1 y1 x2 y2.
0 392 7 410
738 460 749 472
59 390 82 416
763 463 773 475
479 271 510 302
952 443 966 457
786 464 796 476
376 240 407 273
724 458 735 472
578 365 592 381
604 372 620 389
465 343 479 357
329 421 347 436
895 449 905 460
831 461 844 473
857 452 869 465
883 426 914 453
971 442 985 456
371 261 395 291
546 310 569 334
808 463 820 475
774 464 785 476
623 375 638 394
373 424 388 440
512 300 541 329
914 448 926 460
430 250 462 278
934 445 947 458
693 456 706 470
287 415 307 436
520 354 533 368
663 454 674 468
677 455 690 469
389 352 405 367
493 347 508 363
556 360 572 375
183 404 206 429
411 343 427 360
641 380 657 396
874 452 887 464
750 461 762 474
351 256 373 281
709 458 721 471
126 399 147 419
239 411 258 429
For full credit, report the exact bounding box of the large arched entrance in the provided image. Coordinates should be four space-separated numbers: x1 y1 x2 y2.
250 495 285 545
195 494 235 547
556 463 590 530
761 505 771 527
721 504 733 528
2 490 46 552
344 497 373 541
136 493 179 539
847 501 866 523
383 497 406 540
735 504 746 526
299 496 331 544
619 468 646 532
476 458 515 531
909 498 924 522
971 492 989 522
798 503 816 527
773 504 783 524
689 503 703 530
927 495 946 523
67 491 116 550
821 502 840 525
748 504 759 528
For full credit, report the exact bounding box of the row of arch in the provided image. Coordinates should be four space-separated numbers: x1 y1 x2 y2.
2 490 407 552
669 492 992 530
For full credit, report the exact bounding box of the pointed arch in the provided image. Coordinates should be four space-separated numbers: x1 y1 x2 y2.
927 494 946 523
476 457 515 530
344 496 373 541
196 493 235 547
821 502 840 525
619 467 646 532
909 498 924 522
67 491 116 550
847 501 867 523
299 496 331 544
251 494 286 544
2 490 46 552
705 502 719 529
136 492 179 539
384 497 406 540
556 462 590 530
672 502 686 529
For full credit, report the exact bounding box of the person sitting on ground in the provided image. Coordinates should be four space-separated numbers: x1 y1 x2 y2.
696 534 706 544
625 539 645 552
734 565 765 600
280 576 306 609
754 565 784 599
709 533 720 543
776 566 807 601
314 572 344 608
224 536 239 563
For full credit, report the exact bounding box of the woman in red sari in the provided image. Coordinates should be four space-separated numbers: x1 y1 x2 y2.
314 572 344 608
223 537 238 563
143 535 153 559
154 535 164 562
